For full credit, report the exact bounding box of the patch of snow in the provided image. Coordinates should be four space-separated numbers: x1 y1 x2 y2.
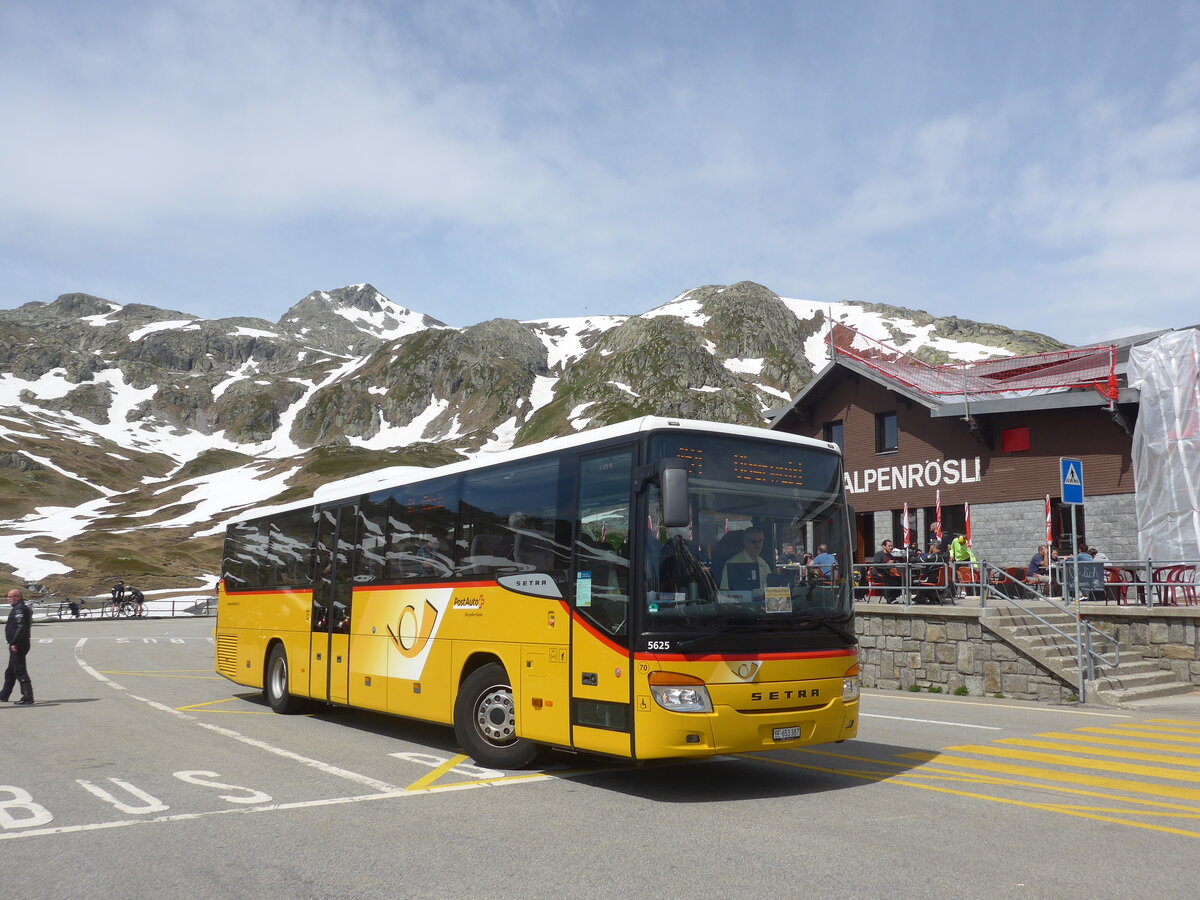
229 326 279 339
347 396 450 450
608 381 641 397
724 357 764 375
644 295 709 327
127 319 200 341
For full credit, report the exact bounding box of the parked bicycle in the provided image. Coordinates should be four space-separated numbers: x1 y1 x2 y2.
108 598 147 618
56 599 91 619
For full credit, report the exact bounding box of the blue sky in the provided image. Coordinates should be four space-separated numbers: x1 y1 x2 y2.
2 0 1198 344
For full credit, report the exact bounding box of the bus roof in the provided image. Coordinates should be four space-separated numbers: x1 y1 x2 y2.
226 416 839 525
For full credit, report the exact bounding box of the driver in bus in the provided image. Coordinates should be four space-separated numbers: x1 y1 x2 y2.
719 527 773 590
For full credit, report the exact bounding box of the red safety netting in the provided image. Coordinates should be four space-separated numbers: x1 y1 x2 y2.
829 323 1119 402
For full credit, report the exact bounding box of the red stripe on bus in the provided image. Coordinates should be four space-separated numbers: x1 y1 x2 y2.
222 587 313 597
640 648 857 663
569 609 629 654
351 580 497 592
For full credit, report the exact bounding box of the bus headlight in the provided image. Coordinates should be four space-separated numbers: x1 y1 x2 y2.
843 663 860 701
648 672 713 713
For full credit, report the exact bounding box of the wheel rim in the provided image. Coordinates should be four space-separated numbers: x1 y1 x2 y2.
270 655 287 701
474 684 516 746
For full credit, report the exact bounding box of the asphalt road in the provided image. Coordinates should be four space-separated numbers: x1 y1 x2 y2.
3 617 1199 899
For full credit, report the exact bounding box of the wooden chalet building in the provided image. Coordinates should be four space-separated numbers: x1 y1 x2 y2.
768 325 1161 566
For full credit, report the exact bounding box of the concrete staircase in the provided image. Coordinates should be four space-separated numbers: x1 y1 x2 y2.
981 604 1195 707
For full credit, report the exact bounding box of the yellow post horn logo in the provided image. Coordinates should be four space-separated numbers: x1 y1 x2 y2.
387 599 438 657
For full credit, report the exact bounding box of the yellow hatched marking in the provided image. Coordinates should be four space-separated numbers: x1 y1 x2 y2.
1032 731 1200 756
941 745 1200 784
1146 719 1200 729
899 752 1200 802
993 738 1200 768
406 754 470 791
174 697 276 715
1076 727 1200 745
100 670 223 680
789 747 1200 813
747 753 1200 839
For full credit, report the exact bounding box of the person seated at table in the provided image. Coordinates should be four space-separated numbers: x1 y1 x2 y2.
1028 544 1051 585
871 540 902 598
919 541 948 577
810 544 837 580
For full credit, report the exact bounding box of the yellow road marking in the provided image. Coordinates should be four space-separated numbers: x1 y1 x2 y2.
1076 727 1200 745
174 697 275 715
1146 719 1200 729
899 751 1200 801
406 754 470 791
992 738 1200 768
746 753 1200 839
940 745 1200 784
789 746 1200 813
1032 731 1200 756
99 670 223 680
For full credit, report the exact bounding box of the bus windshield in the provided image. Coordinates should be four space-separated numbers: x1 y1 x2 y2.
642 433 853 650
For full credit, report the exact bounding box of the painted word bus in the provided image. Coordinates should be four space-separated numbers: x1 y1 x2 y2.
215 416 859 767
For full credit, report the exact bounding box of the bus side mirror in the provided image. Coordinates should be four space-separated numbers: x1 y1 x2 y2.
659 458 690 528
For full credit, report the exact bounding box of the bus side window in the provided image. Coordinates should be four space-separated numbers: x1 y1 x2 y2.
459 457 566 581
365 477 458 583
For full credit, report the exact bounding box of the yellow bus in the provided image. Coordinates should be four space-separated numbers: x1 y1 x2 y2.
215 416 858 767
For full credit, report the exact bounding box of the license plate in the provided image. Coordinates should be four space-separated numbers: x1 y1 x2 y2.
773 726 801 742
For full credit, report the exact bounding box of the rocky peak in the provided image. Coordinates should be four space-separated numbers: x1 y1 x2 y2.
276 284 446 356
49 293 119 318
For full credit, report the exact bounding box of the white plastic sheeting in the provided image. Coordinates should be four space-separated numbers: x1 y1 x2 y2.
1128 328 1200 560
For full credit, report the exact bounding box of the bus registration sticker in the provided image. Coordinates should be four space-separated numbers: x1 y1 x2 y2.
576 571 592 607
773 726 801 742
764 587 792 614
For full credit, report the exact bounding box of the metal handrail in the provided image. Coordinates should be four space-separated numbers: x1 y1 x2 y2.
33 598 216 621
978 561 1119 677
851 561 952 605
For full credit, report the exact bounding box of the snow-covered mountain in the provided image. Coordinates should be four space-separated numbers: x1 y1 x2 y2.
0 280 1061 595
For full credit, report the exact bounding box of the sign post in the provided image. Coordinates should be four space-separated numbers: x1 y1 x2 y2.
1060 457 1085 702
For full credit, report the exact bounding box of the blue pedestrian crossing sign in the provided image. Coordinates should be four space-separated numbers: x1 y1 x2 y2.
1060 457 1084 505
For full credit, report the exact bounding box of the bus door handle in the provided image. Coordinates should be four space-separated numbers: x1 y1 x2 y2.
581 672 598 686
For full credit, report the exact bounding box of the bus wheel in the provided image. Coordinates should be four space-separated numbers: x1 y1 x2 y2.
454 663 537 769
265 645 305 714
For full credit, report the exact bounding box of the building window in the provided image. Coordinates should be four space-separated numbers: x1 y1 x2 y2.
875 411 898 454
823 420 844 451
1001 427 1031 453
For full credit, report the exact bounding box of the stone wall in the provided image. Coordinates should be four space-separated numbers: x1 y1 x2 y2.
1082 494 1139 560
1084 610 1200 684
855 605 1077 703
854 604 1200 702
969 493 1137 565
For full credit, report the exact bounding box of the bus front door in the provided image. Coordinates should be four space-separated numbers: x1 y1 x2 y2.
310 504 356 705
569 448 634 758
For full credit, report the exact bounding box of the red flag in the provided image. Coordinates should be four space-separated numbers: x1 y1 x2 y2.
1045 494 1053 544
965 501 972 546
902 502 910 548
935 490 943 541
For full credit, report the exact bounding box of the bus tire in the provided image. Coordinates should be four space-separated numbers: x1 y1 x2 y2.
454 663 537 769
265 645 305 714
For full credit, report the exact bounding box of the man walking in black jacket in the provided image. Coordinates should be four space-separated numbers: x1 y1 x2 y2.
2 588 34 705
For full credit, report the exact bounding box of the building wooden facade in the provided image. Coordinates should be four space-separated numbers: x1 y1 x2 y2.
770 356 1142 566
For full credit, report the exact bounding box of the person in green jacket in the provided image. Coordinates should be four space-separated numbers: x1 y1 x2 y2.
949 533 976 563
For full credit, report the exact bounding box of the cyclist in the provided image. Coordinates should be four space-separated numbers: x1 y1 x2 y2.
127 587 146 617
